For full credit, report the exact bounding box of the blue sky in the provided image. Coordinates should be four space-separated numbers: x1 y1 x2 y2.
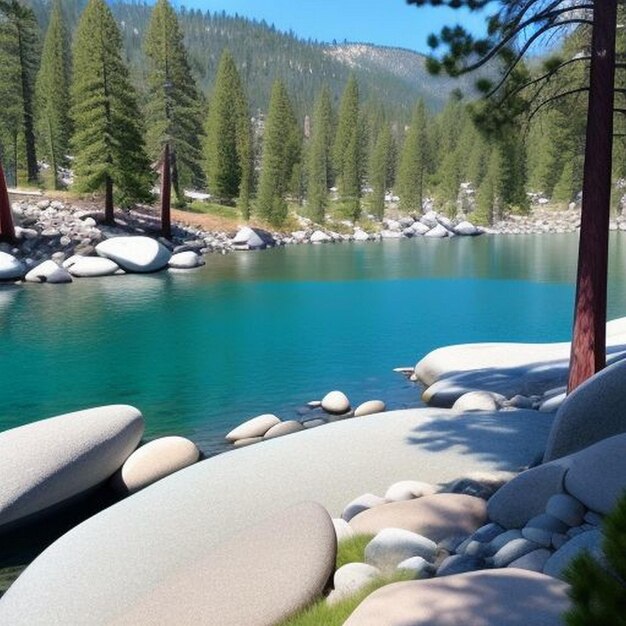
177 1 490 53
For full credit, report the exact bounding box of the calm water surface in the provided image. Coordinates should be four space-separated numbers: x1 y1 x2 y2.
2 234 626 453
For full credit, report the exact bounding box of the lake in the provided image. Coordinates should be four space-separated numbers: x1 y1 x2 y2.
2 233 626 454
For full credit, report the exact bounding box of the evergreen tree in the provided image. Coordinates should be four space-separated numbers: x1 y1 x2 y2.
257 79 301 226
71 0 152 222
397 99 429 213
0 0 40 184
144 0 205 206
333 75 364 220
474 146 503 225
204 49 252 216
35 0 70 189
370 123 393 220
306 86 333 223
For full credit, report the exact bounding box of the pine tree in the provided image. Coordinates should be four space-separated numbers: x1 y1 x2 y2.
257 79 301 226
144 0 205 206
397 99 429 214
0 0 40 185
35 0 70 190
370 123 393 220
333 75 364 220
474 146 503 225
306 86 333 223
71 0 152 222
204 49 252 216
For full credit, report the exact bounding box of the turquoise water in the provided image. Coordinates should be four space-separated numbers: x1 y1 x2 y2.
2 234 626 454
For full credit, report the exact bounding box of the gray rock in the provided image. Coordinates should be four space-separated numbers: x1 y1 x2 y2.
302 418 326 429
0 251 25 281
420 211 439 228
564 433 626 515
437 554 485 577
96 236 171 273
491 538 541 568
67 255 120 277
544 358 626 461
543 529 603 580
0 405 143 530
264 420 304 439
354 400 386 417
487 460 570 528
508 548 552 573
232 436 263 448
410 222 430 235
470 522 506 543
384 480 436 502
551 533 568 550
545 494 586 527
342 493 387 522
424 224 450 238
334 562 380 594
332 518 354 543
454 221 480 236
232 226 275 250
584 511 603 526
24 260 72 284
168 251 204 269
452 391 500 412
486 529 524 555
539 392 566 413
321 390 351 414
365 529 437 572
310 230 332 244
396 556 435 578
225 414 281 442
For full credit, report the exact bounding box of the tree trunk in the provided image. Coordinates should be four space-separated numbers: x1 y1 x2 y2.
170 147 181 208
161 143 172 240
0 161 16 243
104 175 114 225
568 0 618 392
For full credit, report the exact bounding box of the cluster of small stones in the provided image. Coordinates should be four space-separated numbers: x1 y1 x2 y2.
224 390 386 447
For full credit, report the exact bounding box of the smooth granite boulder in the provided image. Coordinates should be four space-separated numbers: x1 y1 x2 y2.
354 400 386 417
0 405 143 530
424 224 450 238
543 529 603 580
168 251 204 269
96 236 171 273
334 563 381 595
544 358 626 461
344 569 571 626
322 390 351 414
24 260 72 284
66 255 120 277
365 529 437 572
0 251 25 281
454 221 480 236
487 459 570 529
452 391 501 412
264 420 304 439
350 494 488 542
545 494 586 527
564 433 626 514
232 226 275 250
342 493 387 522
384 480 437 502
113 436 200 494
225 414 280 442
508 548 552 573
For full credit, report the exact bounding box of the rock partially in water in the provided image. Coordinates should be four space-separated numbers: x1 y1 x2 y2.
225 414 281 442
264 420 304 439
96 236 171 273
0 251 25 281
424 224 450 238
321 390 351 414
354 400 386 417
168 251 205 269
232 226 275 250
66 255 120 277
24 260 72 284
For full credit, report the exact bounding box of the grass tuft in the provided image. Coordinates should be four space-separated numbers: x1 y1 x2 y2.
335 534 375 570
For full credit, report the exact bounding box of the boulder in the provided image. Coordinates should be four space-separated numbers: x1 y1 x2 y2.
545 494 586 527
454 221 480 236
96 236 171 273
544 358 626 461
310 230 332 244
420 211 439 228
436 215 454 230
333 518 355 542
380 230 403 239
353 229 370 241
0 405 143 530
4 502 335 626
354 400 386 417
232 226 275 250
342 493 387 522
437 554 485 576
490 537 541 568
365 529 436 572
66 255 120 277
396 556 435 578
452 391 500 412
424 224 450 238
225 414 281 442
508 548 552 573
168 251 204 269
410 222 430 236
350 494 488 542
321 390 351 414
334 562 381 595
24 260 72 284
0 251 25 281
264 420 304 439
233 436 263 448
384 480 437 502
113 436 200 494
344 569 571 626
543 529 603 580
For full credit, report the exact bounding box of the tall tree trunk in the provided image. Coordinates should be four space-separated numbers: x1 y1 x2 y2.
568 0 618 392
170 147 181 208
104 175 114 224
161 143 172 239
0 161 16 243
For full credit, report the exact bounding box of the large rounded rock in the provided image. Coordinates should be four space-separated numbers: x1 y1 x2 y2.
168 251 204 269
544 357 626 461
342 493 387 522
384 480 437 502
365 529 436 572
232 226 275 250
452 391 501 412
322 390 351 414
454 221 480 236
424 224 450 238
96 236 171 273
564 432 626 514
0 251 25 281
113 436 200 494
334 562 381 594
543 529 603 580
264 420 304 439
0 502 335 625
350 494 488 542
545 494 585 527
344 569 571 626
66 255 120 277
24 260 72 284
354 400 386 417
225 414 280 442
0 405 143 530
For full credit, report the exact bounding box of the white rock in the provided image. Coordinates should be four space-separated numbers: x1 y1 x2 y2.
436 215 454 230
396 556 435 578
96 236 171 273
424 224 450 238
539 393 566 413
310 230 332 244
67 256 120 277
384 481 437 502
410 222 430 236
225 414 281 442
334 562 380 594
232 437 263 448
453 391 500 412
232 226 274 250
342 493 387 522
454 221 480 236
0 251 25 281
545 494 586 527
353 229 370 241
24 260 72 284
420 211 439 228
385 220 402 231
263 420 304 439
354 400 386 417
380 230 403 239
321 390 350 414
168 251 204 269
333 518 355 543
365 528 437 572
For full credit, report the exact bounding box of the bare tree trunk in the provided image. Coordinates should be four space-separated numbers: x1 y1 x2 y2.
0 161 16 243
104 175 114 225
568 0 618 392
161 143 172 239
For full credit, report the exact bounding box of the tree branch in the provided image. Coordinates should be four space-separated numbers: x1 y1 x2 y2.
527 87 590 123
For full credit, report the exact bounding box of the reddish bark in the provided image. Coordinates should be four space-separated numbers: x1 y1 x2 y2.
0 160 16 243
568 0 618 392
104 175 114 225
161 143 172 239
